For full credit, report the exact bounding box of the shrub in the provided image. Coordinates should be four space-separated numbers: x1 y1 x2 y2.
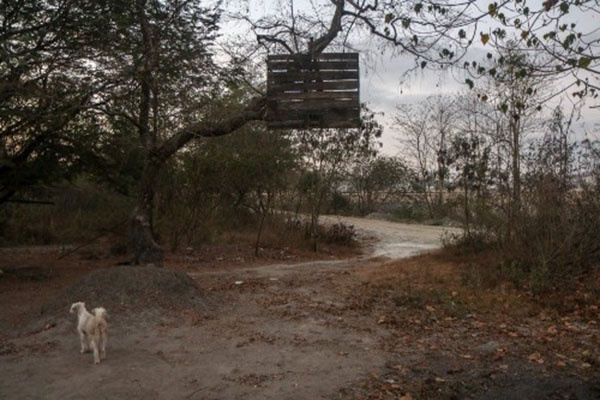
322 222 357 245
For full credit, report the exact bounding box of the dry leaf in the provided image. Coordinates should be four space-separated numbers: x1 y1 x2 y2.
556 360 567 367
399 394 413 400
448 365 463 374
546 326 558 335
527 352 544 364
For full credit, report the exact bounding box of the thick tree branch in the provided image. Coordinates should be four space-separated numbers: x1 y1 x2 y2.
309 0 345 56
257 34 295 54
136 0 155 149
155 96 267 161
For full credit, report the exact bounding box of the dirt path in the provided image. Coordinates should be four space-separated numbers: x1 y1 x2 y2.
320 215 461 259
1 217 597 399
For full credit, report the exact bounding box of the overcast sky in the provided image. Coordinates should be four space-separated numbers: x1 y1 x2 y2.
224 0 600 155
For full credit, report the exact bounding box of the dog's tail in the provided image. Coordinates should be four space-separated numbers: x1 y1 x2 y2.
92 307 108 321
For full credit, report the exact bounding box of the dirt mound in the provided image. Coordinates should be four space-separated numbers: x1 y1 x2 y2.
43 266 208 315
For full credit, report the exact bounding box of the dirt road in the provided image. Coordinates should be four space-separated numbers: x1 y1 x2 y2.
1 217 597 399
321 215 461 259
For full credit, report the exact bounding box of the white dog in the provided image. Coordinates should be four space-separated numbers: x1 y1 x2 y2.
69 302 108 364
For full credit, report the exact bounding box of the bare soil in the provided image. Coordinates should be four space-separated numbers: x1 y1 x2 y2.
0 217 598 399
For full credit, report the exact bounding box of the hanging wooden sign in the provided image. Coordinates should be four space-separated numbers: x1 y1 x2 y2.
266 53 360 129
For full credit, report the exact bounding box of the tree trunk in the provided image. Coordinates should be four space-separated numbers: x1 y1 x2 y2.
130 156 164 266
510 114 521 219
463 172 470 235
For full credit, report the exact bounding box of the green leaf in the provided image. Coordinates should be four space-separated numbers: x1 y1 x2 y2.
578 57 591 69
465 78 474 89
420 61 427 69
402 18 411 28
458 29 466 39
385 13 395 24
414 3 423 13
488 3 497 16
481 33 490 45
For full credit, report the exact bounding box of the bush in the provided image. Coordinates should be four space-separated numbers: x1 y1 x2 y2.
0 181 132 246
322 222 357 245
328 191 353 215
447 176 600 293
391 202 428 221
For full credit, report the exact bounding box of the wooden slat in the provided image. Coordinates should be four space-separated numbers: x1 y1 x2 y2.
267 119 361 129
268 60 358 71
267 53 358 61
269 80 358 92
266 107 360 120
270 100 359 112
268 70 358 79
268 70 358 84
269 91 359 100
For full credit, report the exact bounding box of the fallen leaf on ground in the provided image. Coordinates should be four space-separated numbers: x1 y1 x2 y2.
447 365 463 374
528 352 544 364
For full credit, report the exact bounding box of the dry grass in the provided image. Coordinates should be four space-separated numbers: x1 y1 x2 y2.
339 249 600 400
346 249 600 322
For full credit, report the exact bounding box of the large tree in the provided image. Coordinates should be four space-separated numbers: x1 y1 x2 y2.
0 0 109 203
82 0 268 265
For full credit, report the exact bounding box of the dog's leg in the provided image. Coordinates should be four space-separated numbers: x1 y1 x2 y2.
90 338 100 364
79 330 88 353
100 330 107 360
